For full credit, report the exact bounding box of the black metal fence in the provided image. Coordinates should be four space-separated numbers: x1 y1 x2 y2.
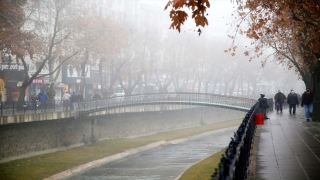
0 100 62 116
211 98 274 180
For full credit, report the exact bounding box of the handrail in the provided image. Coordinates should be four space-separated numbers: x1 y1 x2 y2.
0 100 61 116
0 93 258 120
211 98 274 180
76 93 257 118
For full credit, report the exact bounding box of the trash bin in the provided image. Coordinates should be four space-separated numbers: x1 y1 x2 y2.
254 114 264 125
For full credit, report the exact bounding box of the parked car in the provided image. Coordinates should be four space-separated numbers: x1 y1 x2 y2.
110 93 125 98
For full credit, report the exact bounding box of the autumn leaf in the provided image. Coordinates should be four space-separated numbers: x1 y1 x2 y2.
187 0 197 11
173 0 186 9
164 0 173 10
202 0 210 8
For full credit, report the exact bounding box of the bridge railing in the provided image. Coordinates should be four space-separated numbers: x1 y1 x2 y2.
76 92 257 117
211 98 273 180
0 100 62 116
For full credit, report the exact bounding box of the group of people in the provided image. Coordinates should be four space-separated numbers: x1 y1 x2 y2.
61 91 101 111
61 92 83 111
259 87 313 122
29 90 102 112
31 90 48 112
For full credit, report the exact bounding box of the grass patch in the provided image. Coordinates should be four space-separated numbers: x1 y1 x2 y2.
178 148 226 180
0 119 240 180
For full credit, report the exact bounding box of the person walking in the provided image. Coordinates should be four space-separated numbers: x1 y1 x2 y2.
274 90 286 113
301 87 313 122
31 92 38 111
62 92 71 111
92 92 101 108
76 93 83 109
92 92 101 100
259 93 270 119
287 89 299 115
70 92 77 110
38 90 48 112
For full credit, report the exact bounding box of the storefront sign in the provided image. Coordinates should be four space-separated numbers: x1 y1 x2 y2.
32 78 44 84
1 64 26 71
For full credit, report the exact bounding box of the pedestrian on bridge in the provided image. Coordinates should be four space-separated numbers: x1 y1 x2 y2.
92 92 101 100
259 93 270 119
70 92 77 110
76 93 83 109
38 90 48 112
62 92 71 111
32 92 38 111
92 92 101 109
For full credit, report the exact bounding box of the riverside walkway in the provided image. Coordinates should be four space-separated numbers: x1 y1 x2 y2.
253 107 320 180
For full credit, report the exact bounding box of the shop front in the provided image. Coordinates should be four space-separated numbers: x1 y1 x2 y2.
62 64 100 100
0 63 28 102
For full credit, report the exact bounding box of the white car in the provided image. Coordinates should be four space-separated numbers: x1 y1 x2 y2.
110 93 125 98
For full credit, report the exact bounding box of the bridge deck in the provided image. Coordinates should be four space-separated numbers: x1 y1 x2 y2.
253 107 320 180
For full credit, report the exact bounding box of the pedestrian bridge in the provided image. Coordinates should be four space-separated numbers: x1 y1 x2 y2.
0 93 273 180
0 92 257 125
77 93 257 118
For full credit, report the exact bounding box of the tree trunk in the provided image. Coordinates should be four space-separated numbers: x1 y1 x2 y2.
48 57 55 82
205 66 215 93
312 62 320 122
17 85 27 111
80 49 88 98
99 58 106 98
192 78 196 93
197 77 202 93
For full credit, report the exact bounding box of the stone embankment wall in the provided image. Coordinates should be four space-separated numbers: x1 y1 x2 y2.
0 106 242 161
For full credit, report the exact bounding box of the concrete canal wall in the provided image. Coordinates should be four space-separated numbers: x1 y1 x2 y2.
0 106 242 161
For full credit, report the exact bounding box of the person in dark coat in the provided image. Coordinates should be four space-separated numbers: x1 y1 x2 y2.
287 89 299 115
259 93 269 119
70 92 77 110
76 93 83 102
301 87 313 122
76 93 83 109
274 90 286 113
92 92 101 100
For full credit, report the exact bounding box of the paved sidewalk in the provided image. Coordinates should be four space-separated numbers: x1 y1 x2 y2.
254 107 320 180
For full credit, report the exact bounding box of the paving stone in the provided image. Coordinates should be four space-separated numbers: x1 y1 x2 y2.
254 108 320 180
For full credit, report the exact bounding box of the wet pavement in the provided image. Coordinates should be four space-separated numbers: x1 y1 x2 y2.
255 107 320 180
66 127 237 180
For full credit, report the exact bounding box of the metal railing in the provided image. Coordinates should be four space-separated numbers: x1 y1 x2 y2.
76 93 257 118
210 98 274 180
0 100 62 116
0 93 258 118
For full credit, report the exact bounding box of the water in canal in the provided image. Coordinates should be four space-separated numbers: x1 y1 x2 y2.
67 127 236 180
